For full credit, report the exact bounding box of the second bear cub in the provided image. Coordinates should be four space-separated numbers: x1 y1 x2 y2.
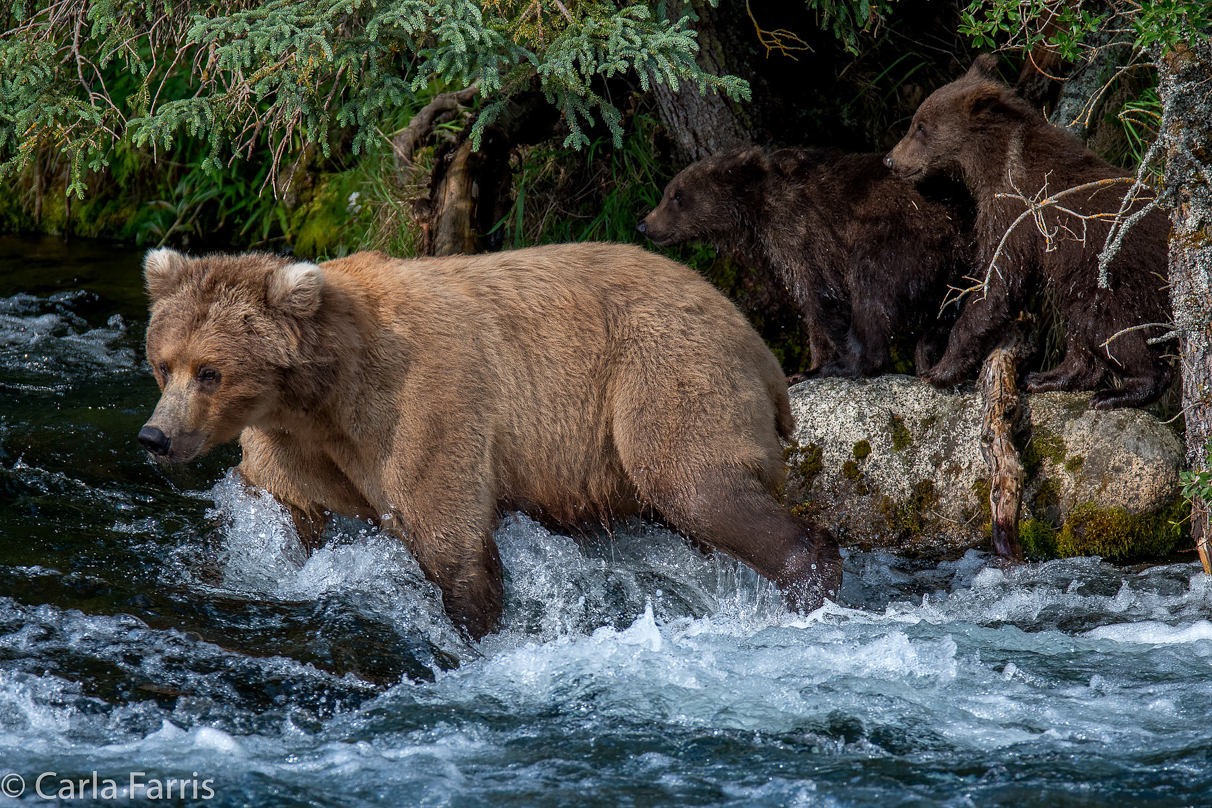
885 55 1172 409
640 147 974 378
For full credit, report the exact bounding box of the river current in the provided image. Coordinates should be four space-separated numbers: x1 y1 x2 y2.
1 235 1210 806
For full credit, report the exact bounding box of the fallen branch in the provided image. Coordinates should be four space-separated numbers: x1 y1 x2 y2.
978 315 1035 561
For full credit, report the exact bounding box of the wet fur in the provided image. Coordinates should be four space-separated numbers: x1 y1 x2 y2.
141 243 842 638
641 148 974 377
885 55 1173 409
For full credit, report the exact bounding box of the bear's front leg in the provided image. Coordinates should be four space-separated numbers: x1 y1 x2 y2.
238 427 379 553
391 515 505 640
923 280 1015 387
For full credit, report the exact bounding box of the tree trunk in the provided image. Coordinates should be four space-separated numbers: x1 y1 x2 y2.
416 90 560 256
1159 38 1212 571
648 0 753 163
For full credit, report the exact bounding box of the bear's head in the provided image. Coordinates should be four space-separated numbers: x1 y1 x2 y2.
884 54 1034 181
638 149 767 247
139 248 324 463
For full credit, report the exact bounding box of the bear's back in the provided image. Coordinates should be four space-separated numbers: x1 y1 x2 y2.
316 243 792 519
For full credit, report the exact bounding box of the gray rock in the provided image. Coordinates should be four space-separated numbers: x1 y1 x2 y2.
785 375 1185 558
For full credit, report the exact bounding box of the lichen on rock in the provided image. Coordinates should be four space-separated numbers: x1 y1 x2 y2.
787 375 1186 560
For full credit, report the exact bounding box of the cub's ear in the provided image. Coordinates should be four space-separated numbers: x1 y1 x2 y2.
144 247 190 303
966 84 1013 117
966 53 1000 81
268 261 324 317
721 149 767 187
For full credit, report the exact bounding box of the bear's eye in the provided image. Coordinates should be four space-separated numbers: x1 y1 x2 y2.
916 123 926 136
157 361 169 378
197 366 220 384
673 191 682 203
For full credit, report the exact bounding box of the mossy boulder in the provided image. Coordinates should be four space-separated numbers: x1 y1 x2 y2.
787 375 1185 560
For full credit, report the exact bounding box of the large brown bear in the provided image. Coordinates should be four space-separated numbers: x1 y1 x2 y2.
137 243 842 638
884 55 1173 409
638 147 974 378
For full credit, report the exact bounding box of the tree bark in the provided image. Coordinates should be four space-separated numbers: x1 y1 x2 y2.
648 0 753 163
415 90 560 256
978 316 1032 561
1159 38 1212 571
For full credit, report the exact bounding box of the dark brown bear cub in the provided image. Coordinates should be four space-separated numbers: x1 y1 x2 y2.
138 243 841 639
639 147 974 378
885 55 1172 409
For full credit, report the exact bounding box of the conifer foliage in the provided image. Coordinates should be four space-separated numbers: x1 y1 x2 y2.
0 0 749 196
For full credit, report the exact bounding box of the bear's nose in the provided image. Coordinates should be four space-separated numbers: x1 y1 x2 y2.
883 155 895 169
138 425 171 456
636 220 648 235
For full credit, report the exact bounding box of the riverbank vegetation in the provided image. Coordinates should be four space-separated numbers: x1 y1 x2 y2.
1 0 1208 550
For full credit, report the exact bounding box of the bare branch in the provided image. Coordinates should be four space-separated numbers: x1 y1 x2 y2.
1099 321 1176 350
955 174 1138 308
1097 131 1167 287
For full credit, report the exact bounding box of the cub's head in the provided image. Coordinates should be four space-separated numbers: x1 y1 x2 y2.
138 248 324 463
884 54 1034 180
638 149 767 247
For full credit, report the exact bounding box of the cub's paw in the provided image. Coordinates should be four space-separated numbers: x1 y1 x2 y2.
922 363 964 388
815 360 861 379
787 370 817 386
1023 371 1065 393
1089 388 1125 410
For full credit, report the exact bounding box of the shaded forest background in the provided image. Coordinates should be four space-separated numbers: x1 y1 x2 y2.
0 0 1167 375
1 0 1209 546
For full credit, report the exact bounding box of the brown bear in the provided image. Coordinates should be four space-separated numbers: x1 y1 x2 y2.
137 243 842 638
884 55 1173 409
638 147 975 378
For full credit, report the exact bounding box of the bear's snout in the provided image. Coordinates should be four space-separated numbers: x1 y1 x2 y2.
636 220 648 235
883 154 895 169
138 425 171 457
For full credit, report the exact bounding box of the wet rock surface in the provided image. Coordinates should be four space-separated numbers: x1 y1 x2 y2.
786 375 1186 559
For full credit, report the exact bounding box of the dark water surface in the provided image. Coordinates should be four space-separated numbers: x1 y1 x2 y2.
2 235 1212 807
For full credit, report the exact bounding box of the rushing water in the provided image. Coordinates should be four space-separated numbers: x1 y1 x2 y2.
2 235 1212 807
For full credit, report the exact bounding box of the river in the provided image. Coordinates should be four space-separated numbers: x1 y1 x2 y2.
2 234 1211 806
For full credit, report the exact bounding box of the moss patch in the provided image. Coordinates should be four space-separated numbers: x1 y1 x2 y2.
1055 501 1186 561
1022 425 1066 474
880 479 939 539
889 415 912 452
842 459 862 480
1032 478 1061 512
1019 519 1058 559
853 440 871 460
1064 455 1085 473
784 442 823 490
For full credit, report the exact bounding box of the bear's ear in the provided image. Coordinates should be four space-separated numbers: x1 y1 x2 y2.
144 247 191 303
722 149 766 187
966 84 1012 117
268 261 324 317
966 53 1000 81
